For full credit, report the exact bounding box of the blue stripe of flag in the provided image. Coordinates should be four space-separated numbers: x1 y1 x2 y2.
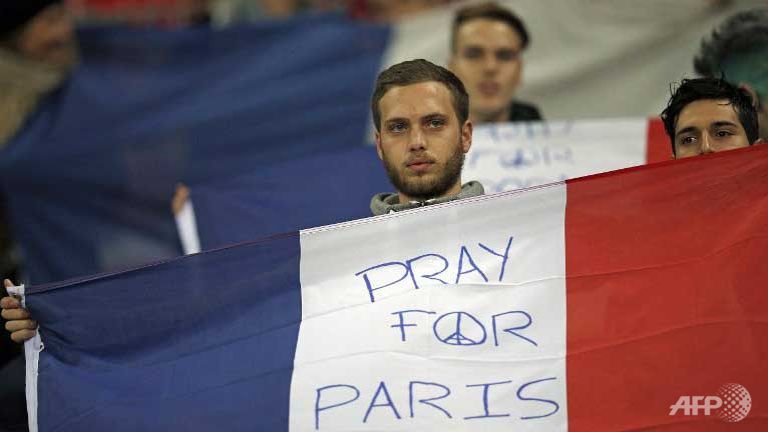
26 232 302 431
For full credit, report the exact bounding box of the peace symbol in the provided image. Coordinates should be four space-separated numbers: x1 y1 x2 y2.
432 311 487 346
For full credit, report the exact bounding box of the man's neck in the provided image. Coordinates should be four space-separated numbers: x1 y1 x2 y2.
470 106 511 124
397 180 463 204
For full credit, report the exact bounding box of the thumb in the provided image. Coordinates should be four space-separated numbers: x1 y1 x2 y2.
3 279 12 297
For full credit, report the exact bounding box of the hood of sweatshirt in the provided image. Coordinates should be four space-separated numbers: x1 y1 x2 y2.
370 181 485 216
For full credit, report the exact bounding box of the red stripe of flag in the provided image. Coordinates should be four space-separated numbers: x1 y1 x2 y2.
566 145 768 431
646 117 672 164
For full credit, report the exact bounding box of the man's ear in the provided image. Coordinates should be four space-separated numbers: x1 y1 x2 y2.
739 82 760 107
461 120 473 153
374 131 384 160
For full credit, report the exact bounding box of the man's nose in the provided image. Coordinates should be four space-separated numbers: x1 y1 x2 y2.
701 134 715 154
483 54 498 73
409 128 426 151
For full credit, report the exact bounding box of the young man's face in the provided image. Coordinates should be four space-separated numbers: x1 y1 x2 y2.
449 18 523 123
11 3 77 69
375 81 472 203
674 99 752 158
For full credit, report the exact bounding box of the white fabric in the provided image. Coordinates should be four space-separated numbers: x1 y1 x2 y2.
6 284 41 432
383 0 764 119
292 184 567 431
465 118 647 193
175 200 202 255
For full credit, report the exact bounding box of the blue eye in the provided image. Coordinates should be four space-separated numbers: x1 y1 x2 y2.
388 123 406 133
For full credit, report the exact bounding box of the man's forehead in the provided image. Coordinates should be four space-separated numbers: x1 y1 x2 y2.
379 81 454 119
676 99 741 129
455 18 522 48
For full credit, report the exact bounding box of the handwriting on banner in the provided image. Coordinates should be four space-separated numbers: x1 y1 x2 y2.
303 232 565 429
466 145 573 193
314 376 560 430
390 309 537 348
354 236 515 303
481 174 570 193
466 147 575 170
481 121 575 142
465 121 578 194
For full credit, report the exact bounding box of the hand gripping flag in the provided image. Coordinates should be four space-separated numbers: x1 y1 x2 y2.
15 146 767 431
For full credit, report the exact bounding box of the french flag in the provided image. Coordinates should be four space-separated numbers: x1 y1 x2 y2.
13 145 767 431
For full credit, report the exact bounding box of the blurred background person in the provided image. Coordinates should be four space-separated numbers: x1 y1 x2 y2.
0 0 78 148
448 2 541 124
694 7 768 141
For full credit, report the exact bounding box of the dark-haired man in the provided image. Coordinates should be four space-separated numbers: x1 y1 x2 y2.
694 8 768 141
448 1 541 124
660 77 762 159
370 59 484 215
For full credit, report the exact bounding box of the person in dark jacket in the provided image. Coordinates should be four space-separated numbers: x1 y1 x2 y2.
448 1 542 124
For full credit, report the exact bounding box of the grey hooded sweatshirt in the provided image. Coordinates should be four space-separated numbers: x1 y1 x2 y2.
370 181 485 216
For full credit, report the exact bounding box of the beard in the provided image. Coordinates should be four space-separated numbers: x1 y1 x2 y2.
381 142 465 202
